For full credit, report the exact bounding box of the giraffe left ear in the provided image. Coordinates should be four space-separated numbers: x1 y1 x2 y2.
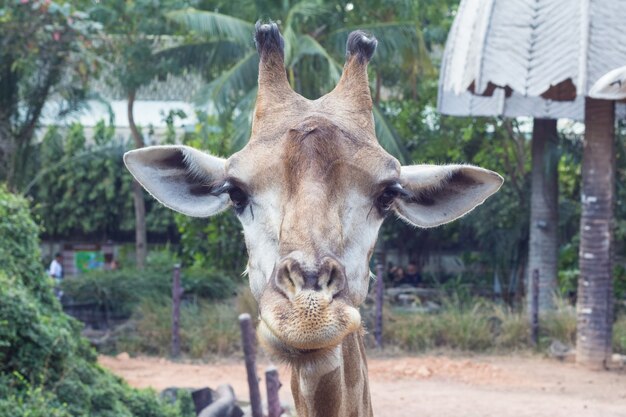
124 145 230 217
394 164 503 228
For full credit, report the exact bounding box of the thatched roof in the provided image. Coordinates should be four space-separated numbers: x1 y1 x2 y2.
437 0 626 119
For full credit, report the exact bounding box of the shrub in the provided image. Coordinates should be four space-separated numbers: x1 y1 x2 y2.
614 315 626 354
381 298 504 352
541 298 577 345
61 253 237 320
0 185 55 306
378 295 619 353
115 297 241 358
0 186 192 417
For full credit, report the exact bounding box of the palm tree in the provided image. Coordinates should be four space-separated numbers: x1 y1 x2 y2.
167 1 433 162
90 0 191 268
527 119 559 313
577 98 615 369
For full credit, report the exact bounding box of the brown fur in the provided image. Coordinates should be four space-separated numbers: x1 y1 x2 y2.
342 333 362 388
313 367 343 417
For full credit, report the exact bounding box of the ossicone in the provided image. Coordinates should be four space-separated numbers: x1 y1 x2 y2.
346 30 377 64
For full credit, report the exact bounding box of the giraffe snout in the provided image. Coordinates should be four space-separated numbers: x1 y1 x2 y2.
274 256 346 300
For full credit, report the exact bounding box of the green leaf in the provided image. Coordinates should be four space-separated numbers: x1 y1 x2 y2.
194 51 259 113
373 106 408 164
167 9 255 46
291 34 342 84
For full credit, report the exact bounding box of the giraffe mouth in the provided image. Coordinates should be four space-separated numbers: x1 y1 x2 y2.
257 289 361 357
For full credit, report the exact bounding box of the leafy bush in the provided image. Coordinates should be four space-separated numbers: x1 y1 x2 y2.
0 185 54 306
541 298 577 345
114 297 241 358
614 315 626 354
0 186 192 417
381 299 499 351
31 123 177 241
379 296 584 353
61 250 237 319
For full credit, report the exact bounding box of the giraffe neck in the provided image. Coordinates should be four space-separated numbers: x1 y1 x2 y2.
290 331 372 417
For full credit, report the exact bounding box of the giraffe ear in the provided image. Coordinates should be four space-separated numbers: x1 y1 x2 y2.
124 145 229 217
394 164 503 228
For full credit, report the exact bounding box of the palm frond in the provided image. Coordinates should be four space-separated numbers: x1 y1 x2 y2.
292 34 342 83
154 40 249 74
282 26 298 70
324 22 432 72
194 51 259 113
373 106 408 164
231 87 258 151
167 9 255 46
285 0 332 28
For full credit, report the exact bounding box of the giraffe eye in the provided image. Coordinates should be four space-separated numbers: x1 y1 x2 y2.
228 187 249 213
377 190 397 211
376 183 406 213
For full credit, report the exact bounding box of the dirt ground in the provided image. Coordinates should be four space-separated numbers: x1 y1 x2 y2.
99 353 626 417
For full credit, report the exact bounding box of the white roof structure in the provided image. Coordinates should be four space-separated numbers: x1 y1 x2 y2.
41 72 209 132
438 0 626 119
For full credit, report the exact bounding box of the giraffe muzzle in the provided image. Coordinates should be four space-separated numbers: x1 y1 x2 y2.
257 256 361 355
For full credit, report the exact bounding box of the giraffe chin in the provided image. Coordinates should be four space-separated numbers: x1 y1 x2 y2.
257 290 361 360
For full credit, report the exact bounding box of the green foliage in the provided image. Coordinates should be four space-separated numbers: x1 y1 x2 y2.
613 315 626 354
168 1 428 158
0 187 191 417
89 0 191 96
173 114 247 275
378 296 580 352
0 184 54 304
62 250 237 319
115 298 240 357
541 298 577 346
0 384 72 417
381 95 531 300
0 0 102 189
28 122 176 240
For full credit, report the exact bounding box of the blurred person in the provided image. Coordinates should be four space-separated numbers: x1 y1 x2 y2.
392 266 407 286
405 261 423 287
48 253 64 299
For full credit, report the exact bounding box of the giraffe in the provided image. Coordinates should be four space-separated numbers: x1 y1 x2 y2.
124 23 503 417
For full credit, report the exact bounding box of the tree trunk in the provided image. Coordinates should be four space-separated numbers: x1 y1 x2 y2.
527 119 559 314
576 98 615 370
128 90 147 269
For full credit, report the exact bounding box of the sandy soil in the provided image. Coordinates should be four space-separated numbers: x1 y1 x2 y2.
99 353 626 417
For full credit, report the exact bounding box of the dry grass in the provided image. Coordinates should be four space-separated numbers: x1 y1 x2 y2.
110 288 621 358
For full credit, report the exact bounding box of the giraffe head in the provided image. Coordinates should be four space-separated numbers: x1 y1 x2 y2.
124 23 503 363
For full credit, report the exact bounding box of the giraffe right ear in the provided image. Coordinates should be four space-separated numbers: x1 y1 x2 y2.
123 145 230 217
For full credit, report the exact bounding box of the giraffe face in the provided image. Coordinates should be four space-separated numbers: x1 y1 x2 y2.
226 114 400 356
123 24 503 363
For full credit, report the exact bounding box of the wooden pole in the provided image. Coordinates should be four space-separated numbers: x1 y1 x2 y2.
531 269 539 346
239 313 263 417
171 264 182 358
265 366 283 417
374 263 384 349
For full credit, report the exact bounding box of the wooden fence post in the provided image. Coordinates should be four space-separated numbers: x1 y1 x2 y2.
265 366 283 417
531 269 539 346
239 314 263 417
171 264 182 358
375 263 384 349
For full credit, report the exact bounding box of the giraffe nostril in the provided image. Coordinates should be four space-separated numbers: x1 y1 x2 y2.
274 258 303 299
273 256 346 299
